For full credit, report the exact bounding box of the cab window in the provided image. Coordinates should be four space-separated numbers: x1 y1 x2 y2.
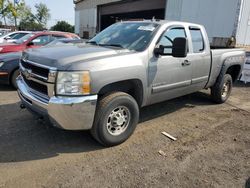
189 27 204 53
158 27 186 54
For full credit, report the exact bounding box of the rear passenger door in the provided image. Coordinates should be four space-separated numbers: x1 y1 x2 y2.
188 27 211 89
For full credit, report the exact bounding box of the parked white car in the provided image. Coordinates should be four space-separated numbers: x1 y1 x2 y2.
0 31 31 43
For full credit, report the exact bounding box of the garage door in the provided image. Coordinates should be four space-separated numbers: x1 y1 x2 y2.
98 0 167 30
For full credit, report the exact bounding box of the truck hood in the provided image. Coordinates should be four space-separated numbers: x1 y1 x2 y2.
23 44 132 69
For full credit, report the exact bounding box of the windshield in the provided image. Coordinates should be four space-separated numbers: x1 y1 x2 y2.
15 33 34 44
89 22 159 51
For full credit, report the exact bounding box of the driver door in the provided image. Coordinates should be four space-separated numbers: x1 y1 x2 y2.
149 26 192 104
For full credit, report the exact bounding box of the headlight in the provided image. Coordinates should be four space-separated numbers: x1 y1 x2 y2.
56 71 91 96
0 61 4 68
0 48 3 52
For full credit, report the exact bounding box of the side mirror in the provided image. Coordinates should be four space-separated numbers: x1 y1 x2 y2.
27 42 34 46
172 37 188 58
4 36 11 40
154 45 165 57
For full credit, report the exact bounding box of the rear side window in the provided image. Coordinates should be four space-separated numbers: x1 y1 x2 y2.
189 28 204 53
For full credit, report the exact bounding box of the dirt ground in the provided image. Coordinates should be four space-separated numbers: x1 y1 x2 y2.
0 82 249 188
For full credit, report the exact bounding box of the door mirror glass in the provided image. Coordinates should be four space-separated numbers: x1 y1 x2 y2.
172 37 188 58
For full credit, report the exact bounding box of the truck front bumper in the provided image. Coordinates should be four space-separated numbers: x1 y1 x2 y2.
17 76 98 130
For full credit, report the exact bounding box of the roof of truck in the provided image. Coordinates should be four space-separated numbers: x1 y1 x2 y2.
121 19 203 27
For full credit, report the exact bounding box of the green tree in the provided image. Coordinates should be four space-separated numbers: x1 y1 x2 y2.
7 0 28 27
18 4 43 30
50 21 74 33
35 3 50 28
19 19 44 31
5 1 50 30
0 0 9 25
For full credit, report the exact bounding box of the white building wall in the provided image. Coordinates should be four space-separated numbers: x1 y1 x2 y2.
75 10 80 34
236 0 250 46
165 0 241 42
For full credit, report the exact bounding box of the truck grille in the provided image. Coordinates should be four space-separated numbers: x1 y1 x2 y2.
20 59 49 78
20 59 57 99
22 74 48 96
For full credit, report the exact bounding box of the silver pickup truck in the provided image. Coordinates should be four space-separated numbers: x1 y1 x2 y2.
17 20 245 146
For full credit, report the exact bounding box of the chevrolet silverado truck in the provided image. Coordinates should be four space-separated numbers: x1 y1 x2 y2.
16 20 246 146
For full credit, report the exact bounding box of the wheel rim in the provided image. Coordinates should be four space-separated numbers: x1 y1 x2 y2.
106 106 131 136
221 81 230 98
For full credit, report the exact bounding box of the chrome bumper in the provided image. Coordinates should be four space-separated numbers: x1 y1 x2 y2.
17 76 98 130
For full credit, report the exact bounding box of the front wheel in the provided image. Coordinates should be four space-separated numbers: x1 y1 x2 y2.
91 92 139 147
211 74 233 104
11 69 20 89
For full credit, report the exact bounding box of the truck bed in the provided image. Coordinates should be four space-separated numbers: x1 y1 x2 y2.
206 48 245 88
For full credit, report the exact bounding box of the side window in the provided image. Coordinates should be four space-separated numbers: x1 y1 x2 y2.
189 28 204 53
52 35 66 40
158 27 186 54
31 35 51 46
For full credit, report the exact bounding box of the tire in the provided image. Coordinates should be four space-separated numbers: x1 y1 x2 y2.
211 74 233 104
11 69 20 89
91 92 139 147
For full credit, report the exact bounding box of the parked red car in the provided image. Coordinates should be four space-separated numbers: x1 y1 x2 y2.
0 31 80 54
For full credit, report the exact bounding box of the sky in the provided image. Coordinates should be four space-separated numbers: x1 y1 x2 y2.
25 0 75 28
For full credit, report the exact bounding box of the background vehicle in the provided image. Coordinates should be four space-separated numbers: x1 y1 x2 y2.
0 31 80 54
0 31 31 43
17 21 245 146
240 51 250 83
0 38 84 88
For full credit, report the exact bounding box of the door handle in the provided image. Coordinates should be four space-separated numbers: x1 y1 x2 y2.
182 60 191 66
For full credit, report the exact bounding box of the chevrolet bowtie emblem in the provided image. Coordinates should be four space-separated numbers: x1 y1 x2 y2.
23 68 32 79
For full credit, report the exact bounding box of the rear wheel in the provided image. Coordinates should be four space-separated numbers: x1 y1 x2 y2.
211 74 232 104
91 92 139 147
11 69 20 89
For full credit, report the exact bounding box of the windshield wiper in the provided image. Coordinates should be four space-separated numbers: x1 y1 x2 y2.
99 44 125 49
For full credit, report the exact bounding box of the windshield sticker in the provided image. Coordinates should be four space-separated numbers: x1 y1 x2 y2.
138 25 156 32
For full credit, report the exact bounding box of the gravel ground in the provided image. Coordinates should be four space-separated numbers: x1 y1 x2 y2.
0 82 249 188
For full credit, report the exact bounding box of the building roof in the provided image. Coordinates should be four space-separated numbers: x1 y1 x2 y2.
73 0 83 4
